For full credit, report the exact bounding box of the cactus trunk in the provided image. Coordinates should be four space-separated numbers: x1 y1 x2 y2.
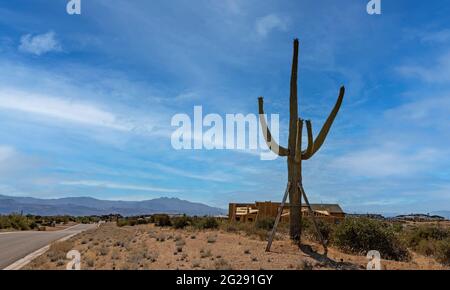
287 39 301 242
288 159 302 242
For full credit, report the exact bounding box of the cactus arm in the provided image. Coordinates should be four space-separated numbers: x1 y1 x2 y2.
301 120 314 160
310 86 345 156
294 118 303 163
258 97 289 156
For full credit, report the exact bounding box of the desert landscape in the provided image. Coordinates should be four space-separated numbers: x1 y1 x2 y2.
23 216 449 270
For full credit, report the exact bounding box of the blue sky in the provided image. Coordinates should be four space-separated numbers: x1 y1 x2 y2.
0 0 449 214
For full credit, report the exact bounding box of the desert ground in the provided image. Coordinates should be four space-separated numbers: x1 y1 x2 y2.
24 222 449 270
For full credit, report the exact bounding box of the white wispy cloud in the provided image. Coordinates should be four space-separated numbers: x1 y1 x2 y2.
18 31 61 56
0 89 132 131
396 51 450 83
420 29 450 44
255 14 288 37
148 162 234 183
60 180 180 193
331 147 440 177
384 95 450 130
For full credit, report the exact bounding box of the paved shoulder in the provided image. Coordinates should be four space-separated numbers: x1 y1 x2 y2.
0 223 97 269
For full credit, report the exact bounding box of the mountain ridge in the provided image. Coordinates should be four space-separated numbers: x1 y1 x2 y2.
0 194 226 216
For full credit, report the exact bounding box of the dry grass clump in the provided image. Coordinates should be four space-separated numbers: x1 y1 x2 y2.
83 251 96 268
191 260 201 268
46 241 73 263
156 233 166 242
99 246 109 256
296 260 314 270
200 248 212 259
207 235 217 243
214 258 232 270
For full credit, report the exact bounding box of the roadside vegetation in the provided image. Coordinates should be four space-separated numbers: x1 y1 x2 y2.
13 212 450 269
116 215 449 265
26 218 449 270
0 214 101 231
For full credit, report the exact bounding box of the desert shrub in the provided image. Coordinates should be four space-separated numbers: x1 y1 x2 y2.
207 235 217 243
0 216 12 229
111 249 120 260
403 225 450 265
296 260 313 270
156 233 166 242
99 246 109 256
175 239 186 247
392 222 404 233
404 226 449 248
304 218 334 243
154 214 172 227
219 221 269 241
116 219 128 227
256 218 275 231
222 222 238 232
333 218 410 261
214 258 232 270
193 217 219 229
435 239 450 265
137 218 148 225
29 221 38 230
200 248 212 258
46 241 73 262
145 250 159 263
172 215 190 229
0 214 31 231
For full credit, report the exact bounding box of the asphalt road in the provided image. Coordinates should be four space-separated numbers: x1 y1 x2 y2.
0 223 96 269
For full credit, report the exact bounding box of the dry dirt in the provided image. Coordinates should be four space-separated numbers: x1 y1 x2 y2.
24 223 449 270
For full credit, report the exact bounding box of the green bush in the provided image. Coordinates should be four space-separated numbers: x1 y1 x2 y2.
333 218 410 261
403 225 450 265
200 217 219 229
405 226 448 247
435 238 450 265
116 219 128 227
172 215 190 229
136 218 148 225
256 218 275 231
304 218 334 243
0 214 31 231
154 214 172 227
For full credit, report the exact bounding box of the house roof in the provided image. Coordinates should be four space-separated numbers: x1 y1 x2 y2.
309 204 344 214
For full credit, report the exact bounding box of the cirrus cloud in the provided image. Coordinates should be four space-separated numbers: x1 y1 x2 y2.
18 31 61 56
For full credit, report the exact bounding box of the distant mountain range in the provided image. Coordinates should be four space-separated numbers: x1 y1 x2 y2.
0 194 227 217
349 211 450 220
430 211 450 220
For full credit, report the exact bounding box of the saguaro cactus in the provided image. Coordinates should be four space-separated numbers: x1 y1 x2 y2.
258 39 345 243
